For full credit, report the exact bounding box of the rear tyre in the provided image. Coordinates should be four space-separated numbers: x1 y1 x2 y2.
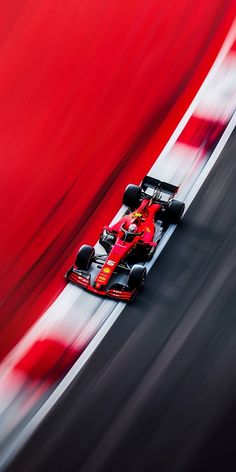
128 264 147 291
123 184 142 210
166 199 185 224
75 245 95 270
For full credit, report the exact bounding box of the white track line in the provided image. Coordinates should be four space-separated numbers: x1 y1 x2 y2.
184 113 236 209
148 21 236 175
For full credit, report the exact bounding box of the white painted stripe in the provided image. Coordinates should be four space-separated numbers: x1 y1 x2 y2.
148 21 236 177
153 142 203 186
184 111 236 210
195 51 236 121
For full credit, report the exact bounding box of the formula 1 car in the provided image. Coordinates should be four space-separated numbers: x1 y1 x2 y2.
65 176 185 301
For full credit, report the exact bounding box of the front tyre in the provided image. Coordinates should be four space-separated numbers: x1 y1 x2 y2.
75 245 95 270
128 264 147 291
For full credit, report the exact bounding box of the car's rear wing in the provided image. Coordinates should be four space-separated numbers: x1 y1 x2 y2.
141 175 179 196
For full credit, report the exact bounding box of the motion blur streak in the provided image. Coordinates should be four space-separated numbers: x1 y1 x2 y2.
0 0 235 358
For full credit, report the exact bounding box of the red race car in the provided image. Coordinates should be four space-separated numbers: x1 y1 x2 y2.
65 176 185 301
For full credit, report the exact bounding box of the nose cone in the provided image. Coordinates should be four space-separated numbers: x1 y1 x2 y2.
94 263 114 289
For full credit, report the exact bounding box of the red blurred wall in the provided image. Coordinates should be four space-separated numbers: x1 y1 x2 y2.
0 0 235 359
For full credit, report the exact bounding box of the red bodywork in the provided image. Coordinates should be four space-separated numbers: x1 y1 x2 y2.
66 199 161 300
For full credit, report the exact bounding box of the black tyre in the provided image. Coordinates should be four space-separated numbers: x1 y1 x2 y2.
123 184 142 210
75 244 95 270
166 199 185 224
128 264 147 291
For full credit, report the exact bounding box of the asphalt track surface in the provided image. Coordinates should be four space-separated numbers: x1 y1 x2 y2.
7 130 236 472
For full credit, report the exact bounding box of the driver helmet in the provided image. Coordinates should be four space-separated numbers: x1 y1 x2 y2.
128 223 138 233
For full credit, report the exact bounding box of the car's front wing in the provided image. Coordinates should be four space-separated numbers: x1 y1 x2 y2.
65 267 136 301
